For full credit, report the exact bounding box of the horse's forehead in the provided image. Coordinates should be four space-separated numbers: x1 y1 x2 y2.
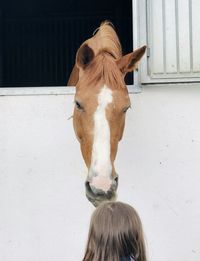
97 85 113 105
76 83 110 100
76 83 129 109
97 85 129 105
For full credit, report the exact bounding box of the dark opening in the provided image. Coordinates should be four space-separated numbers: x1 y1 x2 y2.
0 0 133 87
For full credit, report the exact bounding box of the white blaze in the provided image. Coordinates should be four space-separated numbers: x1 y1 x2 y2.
89 85 113 191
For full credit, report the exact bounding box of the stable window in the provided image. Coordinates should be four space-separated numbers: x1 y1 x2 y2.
0 0 134 91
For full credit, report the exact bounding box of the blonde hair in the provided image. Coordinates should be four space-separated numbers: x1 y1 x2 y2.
83 201 147 261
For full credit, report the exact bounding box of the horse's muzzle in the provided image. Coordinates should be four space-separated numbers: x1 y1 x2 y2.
85 176 118 207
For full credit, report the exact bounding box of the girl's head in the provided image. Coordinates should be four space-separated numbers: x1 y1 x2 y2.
83 201 147 261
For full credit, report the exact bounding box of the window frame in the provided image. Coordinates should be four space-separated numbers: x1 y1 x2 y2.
0 0 142 96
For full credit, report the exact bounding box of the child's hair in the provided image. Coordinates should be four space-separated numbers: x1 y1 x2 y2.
83 201 147 261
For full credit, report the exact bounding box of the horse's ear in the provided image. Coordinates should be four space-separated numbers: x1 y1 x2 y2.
117 45 147 75
76 44 95 70
67 65 79 86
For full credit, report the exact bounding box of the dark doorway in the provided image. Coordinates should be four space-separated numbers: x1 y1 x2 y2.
0 0 133 87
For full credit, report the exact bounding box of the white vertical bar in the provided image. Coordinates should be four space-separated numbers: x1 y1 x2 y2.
132 0 139 89
178 0 191 73
175 0 180 73
188 0 193 72
162 0 166 74
138 0 149 83
192 0 200 72
165 0 177 73
151 0 164 74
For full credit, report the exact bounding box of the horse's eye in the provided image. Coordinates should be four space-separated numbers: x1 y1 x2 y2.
75 100 83 111
123 105 131 113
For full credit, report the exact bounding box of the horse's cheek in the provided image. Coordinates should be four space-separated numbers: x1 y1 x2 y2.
73 113 82 142
118 116 126 141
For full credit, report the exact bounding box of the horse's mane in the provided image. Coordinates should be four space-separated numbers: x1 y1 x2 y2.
68 21 124 88
77 51 125 90
86 21 122 60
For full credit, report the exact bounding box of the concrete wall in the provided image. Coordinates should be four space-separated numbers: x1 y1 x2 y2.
0 84 200 261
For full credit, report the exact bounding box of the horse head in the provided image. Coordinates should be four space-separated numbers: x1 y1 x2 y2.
68 21 146 206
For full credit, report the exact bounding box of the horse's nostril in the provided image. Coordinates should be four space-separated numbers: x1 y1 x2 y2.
111 176 118 190
85 181 104 196
85 181 90 191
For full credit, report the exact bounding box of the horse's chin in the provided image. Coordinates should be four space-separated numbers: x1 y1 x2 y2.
85 181 117 207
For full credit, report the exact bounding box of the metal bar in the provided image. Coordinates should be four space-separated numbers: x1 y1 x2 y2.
189 0 193 72
162 0 166 74
175 0 180 73
132 0 140 89
0 11 3 86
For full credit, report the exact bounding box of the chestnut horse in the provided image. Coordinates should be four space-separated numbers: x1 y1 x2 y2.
68 21 146 206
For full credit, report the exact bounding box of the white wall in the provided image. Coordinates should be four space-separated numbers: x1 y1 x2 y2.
0 84 200 261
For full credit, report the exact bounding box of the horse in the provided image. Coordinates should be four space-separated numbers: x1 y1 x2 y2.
68 21 146 207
